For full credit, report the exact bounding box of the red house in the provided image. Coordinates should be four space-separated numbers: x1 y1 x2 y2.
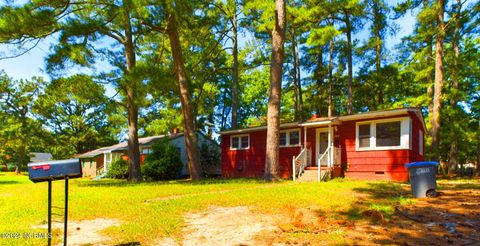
220 108 425 182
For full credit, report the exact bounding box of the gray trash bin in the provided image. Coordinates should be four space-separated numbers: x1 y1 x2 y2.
405 161 439 198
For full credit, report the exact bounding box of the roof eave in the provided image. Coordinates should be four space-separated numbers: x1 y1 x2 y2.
338 108 411 121
219 122 299 135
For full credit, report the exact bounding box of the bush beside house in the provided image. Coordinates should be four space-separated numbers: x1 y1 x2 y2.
107 159 129 179
142 141 183 181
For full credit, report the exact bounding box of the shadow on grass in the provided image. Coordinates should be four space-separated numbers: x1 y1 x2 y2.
0 180 21 185
115 242 141 246
340 182 411 221
439 182 480 190
76 177 270 187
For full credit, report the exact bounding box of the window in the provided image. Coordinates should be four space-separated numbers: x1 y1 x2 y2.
280 132 287 146
419 130 423 156
358 124 371 148
356 118 410 150
142 148 151 154
241 136 249 148
290 131 300 145
280 129 301 147
230 134 249 150
376 121 401 147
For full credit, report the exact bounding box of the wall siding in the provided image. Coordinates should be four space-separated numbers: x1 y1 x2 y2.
221 112 425 182
222 128 303 179
339 114 424 182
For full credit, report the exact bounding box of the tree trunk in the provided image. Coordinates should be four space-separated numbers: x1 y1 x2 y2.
124 14 142 182
291 26 301 121
328 39 334 118
373 0 383 106
264 0 286 181
477 119 480 176
208 112 214 139
424 0 434 159
448 0 461 174
294 30 303 120
292 35 299 121
290 0 303 121
166 10 203 180
231 7 239 129
345 11 353 114
316 46 324 116
431 0 445 163
15 115 28 174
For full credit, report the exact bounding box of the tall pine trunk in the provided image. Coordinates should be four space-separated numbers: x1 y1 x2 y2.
431 0 445 163
328 39 334 118
264 0 286 181
316 46 324 116
373 0 383 106
166 10 203 180
345 11 353 114
231 6 239 129
448 0 461 173
477 119 480 175
124 13 142 182
292 25 303 121
15 113 28 174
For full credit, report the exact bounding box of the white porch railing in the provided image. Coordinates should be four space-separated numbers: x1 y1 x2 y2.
292 148 309 181
317 146 341 181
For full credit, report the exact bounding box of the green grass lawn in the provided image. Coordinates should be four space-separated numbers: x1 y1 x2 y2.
0 172 416 245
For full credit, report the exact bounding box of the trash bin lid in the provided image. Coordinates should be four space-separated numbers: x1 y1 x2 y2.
405 161 439 168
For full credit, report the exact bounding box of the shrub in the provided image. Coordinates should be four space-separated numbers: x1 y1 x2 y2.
142 141 183 181
107 158 129 179
199 140 221 177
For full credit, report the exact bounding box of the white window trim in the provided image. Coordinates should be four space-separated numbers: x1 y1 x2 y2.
355 117 411 151
230 134 250 150
279 128 301 148
419 130 424 156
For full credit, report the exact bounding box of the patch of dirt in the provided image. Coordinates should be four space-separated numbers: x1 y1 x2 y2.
377 186 480 245
157 206 282 246
257 182 480 245
33 218 121 246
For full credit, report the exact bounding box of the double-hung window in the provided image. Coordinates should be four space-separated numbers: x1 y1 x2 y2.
356 118 410 150
230 134 249 150
280 129 301 147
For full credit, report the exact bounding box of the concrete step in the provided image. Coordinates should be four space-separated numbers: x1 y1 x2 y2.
297 169 331 182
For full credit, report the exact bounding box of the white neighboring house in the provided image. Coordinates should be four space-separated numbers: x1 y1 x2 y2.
29 152 53 163
77 132 220 178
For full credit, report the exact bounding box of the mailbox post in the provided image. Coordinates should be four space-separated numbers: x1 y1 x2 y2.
28 159 82 246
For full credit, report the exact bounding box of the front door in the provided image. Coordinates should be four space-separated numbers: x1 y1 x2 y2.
316 129 329 166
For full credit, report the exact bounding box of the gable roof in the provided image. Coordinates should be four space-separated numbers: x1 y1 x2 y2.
77 133 185 158
220 107 425 135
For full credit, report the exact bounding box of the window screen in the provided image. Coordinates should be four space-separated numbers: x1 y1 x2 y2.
358 124 371 148
289 131 300 145
279 132 287 146
241 136 249 148
376 121 401 147
231 136 239 149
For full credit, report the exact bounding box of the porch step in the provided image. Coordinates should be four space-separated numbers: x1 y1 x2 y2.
297 170 320 182
305 166 331 170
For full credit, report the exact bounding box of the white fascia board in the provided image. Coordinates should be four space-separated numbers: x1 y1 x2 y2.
219 122 299 135
299 120 333 127
339 108 410 121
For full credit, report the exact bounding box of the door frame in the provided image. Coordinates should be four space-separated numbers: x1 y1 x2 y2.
315 128 330 166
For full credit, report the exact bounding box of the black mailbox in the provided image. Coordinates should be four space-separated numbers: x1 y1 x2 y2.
28 159 82 183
